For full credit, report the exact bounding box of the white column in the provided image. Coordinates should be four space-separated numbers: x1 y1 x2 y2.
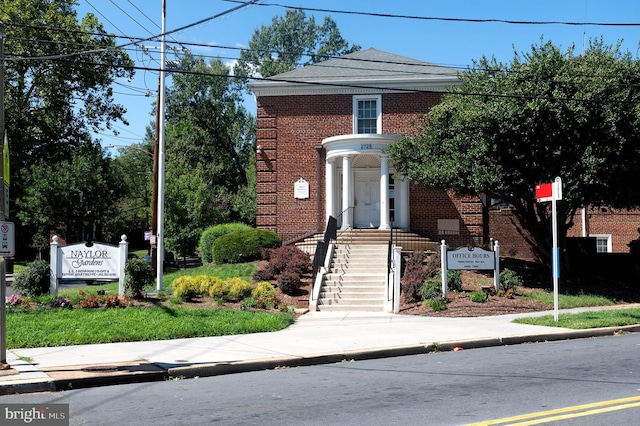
341 155 352 230
379 155 390 230
325 158 335 224
397 176 410 229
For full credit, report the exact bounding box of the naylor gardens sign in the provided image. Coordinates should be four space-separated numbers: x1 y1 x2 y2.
50 235 129 295
440 241 500 299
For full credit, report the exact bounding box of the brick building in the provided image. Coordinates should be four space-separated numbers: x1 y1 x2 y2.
249 48 640 261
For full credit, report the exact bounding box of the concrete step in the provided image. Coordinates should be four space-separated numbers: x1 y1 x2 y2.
314 304 385 312
321 284 384 290
317 297 385 306
324 275 386 283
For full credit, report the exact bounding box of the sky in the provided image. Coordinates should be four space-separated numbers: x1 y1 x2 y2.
73 0 640 154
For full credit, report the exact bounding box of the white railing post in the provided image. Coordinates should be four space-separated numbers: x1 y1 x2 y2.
50 235 59 295
440 240 448 299
119 235 128 296
393 246 402 313
493 240 500 292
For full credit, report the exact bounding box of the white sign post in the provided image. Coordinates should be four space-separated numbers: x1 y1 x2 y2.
536 177 563 321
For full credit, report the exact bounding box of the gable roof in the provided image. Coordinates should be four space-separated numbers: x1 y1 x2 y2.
248 48 460 97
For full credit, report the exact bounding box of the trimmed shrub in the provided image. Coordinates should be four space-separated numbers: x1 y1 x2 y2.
207 277 229 299
13 260 50 298
420 278 442 301
447 270 463 292
499 268 522 292
172 276 200 301
226 277 252 301
252 281 277 309
124 258 154 298
198 223 251 264
212 229 281 264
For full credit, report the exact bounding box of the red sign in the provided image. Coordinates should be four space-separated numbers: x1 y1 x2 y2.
536 183 553 202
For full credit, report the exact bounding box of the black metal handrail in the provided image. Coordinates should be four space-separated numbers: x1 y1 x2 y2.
310 207 354 283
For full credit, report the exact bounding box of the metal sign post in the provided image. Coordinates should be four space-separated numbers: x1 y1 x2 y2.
536 177 563 321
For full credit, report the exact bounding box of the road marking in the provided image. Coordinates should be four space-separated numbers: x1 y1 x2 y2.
467 395 640 425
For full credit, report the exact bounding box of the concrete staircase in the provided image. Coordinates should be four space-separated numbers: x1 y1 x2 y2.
308 228 438 312
317 243 388 312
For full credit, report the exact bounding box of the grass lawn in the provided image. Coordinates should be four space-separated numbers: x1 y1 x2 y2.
6 261 294 349
7 306 294 349
520 289 615 309
513 307 640 329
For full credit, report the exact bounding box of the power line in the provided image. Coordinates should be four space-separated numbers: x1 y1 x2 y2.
47 57 640 105
227 1 640 27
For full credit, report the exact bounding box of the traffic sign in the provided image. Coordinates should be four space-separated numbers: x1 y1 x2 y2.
0 221 15 257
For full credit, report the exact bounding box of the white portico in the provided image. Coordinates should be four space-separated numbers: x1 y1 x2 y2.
323 134 410 230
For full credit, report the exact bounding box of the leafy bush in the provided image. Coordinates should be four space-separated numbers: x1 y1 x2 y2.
420 278 442 301
252 245 310 297
124 258 154 298
173 276 200 301
252 281 277 309
13 260 50 298
226 277 252 301
425 297 448 312
499 268 522 292
401 252 429 303
205 277 228 299
6 294 27 308
51 297 72 309
198 223 251 264
240 297 259 310
470 291 487 303
447 270 462 292
104 294 123 308
277 270 302 295
79 295 104 308
212 229 281 264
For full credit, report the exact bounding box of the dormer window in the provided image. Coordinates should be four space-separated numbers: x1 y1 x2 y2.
353 95 382 134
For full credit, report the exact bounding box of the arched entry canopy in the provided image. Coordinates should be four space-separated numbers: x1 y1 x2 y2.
322 134 410 230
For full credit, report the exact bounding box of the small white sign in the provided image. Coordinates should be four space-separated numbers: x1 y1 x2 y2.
294 178 309 199
446 246 495 270
0 221 15 257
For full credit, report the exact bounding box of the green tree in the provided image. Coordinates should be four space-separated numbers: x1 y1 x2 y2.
235 9 360 78
161 54 256 256
110 138 155 241
17 140 124 244
2 0 134 251
388 39 640 264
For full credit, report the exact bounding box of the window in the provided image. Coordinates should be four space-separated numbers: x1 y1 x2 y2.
353 95 381 134
590 234 612 253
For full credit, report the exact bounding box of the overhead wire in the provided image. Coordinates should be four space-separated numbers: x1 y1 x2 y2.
225 0 640 27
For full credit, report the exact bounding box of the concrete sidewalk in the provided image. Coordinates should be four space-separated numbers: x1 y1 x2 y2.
2 307 640 395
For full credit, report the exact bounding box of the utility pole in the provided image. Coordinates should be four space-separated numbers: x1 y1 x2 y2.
151 72 160 275
156 0 167 292
0 23 8 369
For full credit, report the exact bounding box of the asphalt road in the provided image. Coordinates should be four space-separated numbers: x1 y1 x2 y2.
1 333 639 425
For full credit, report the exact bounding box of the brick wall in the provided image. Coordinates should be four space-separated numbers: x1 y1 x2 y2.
255 91 489 244
567 207 640 253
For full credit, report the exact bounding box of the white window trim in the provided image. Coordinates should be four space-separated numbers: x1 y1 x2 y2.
590 234 612 253
353 95 382 134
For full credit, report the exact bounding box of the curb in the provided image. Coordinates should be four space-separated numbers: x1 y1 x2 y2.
3 325 639 394
167 325 640 380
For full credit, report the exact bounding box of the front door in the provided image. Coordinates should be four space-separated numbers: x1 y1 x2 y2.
354 171 380 228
